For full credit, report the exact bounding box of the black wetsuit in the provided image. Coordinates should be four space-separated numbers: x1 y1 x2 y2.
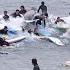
33 64 40 70
0 29 8 34
19 10 27 15
0 38 9 46
36 19 41 26
12 13 21 18
3 15 9 20
36 19 46 27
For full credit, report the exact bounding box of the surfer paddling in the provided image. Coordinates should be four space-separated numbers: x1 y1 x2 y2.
0 37 9 46
0 26 8 34
55 17 65 24
19 5 27 15
11 9 22 18
3 11 9 21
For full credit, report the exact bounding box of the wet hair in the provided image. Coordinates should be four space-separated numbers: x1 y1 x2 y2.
32 58 38 65
20 5 24 8
41 1 44 5
4 26 8 29
57 17 60 19
16 9 19 12
4 11 7 13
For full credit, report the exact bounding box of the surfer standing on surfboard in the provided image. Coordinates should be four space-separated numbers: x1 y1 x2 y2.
37 1 48 18
37 1 48 27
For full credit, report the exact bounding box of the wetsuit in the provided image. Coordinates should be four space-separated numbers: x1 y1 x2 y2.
55 19 65 24
33 64 40 70
36 19 41 26
3 15 9 20
19 10 27 15
36 17 46 28
12 13 21 18
0 38 9 46
0 29 8 34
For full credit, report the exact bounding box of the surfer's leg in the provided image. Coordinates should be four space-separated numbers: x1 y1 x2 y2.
44 19 46 28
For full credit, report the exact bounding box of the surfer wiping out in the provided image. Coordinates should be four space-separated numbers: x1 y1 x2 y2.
34 1 48 27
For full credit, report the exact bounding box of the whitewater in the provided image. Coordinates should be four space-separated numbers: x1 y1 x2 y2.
0 0 70 70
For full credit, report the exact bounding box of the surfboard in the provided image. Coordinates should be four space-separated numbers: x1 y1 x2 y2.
31 33 64 46
48 37 64 46
65 61 70 67
36 26 64 46
55 22 69 29
6 36 26 43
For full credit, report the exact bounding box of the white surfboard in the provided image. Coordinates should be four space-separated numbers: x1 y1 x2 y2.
6 36 26 43
24 19 39 23
48 37 64 46
65 61 70 67
56 22 69 29
32 34 64 46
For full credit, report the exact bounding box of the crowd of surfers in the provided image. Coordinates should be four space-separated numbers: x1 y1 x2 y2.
0 1 65 47
0 1 66 70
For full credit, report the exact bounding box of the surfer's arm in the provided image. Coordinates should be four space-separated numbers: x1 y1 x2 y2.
37 6 41 12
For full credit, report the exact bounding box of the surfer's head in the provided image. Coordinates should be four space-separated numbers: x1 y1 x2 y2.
57 17 60 20
41 1 44 5
15 9 20 14
4 26 8 30
20 5 25 10
32 58 38 65
4 11 8 15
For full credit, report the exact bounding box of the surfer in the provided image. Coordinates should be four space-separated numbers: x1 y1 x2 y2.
28 29 32 34
0 37 9 46
37 1 48 18
11 9 22 18
0 26 8 34
32 58 40 70
3 11 9 21
19 5 27 15
55 17 65 24
36 16 46 28
34 27 39 36
36 17 42 26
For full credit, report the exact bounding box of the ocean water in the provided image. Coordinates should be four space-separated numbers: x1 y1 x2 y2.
0 0 70 70
0 0 70 16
